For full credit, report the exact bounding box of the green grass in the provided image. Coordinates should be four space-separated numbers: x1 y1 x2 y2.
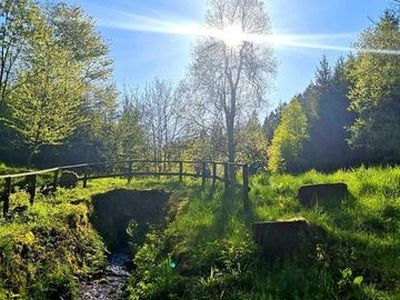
249 166 400 299
125 167 400 299
0 179 126 299
0 163 28 175
1 166 400 299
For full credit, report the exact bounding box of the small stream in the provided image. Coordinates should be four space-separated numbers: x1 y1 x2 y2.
79 251 131 300
79 190 169 299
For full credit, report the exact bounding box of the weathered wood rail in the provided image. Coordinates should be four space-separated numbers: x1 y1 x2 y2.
0 160 250 218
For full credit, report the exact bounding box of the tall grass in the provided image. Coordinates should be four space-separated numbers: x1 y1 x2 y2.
1 166 399 299
126 167 400 299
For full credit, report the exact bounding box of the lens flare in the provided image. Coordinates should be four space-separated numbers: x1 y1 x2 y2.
98 10 400 55
219 24 246 47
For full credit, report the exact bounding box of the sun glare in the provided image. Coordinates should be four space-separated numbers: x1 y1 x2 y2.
219 24 245 47
100 11 400 56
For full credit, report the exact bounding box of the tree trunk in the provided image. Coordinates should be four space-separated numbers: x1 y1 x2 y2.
227 121 235 163
27 145 39 167
27 150 35 168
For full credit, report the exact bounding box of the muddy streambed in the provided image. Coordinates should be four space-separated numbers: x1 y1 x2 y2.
79 189 170 300
79 251 131 300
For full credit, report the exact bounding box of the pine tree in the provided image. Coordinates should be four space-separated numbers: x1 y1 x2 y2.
298 56 356 171
262 104 286 142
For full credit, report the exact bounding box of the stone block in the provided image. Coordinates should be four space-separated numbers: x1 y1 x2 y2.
253 218 314 257
59 171 79 188
298 183 348 207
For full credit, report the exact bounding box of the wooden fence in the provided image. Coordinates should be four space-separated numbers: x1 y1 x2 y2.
0 160 250 218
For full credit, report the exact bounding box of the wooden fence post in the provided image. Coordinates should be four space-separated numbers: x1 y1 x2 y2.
2 177 11 218
157 161 161 179
202 162 207 187
53 169 59 190
212 162 217 189
28 175 36 206
83 173 88 188
242 164 250 213
179 161 183 182
127 161 133 184
224 163 229 191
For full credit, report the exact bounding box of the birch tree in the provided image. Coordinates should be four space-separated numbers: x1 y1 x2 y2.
140 79 186 162
189 0 275 163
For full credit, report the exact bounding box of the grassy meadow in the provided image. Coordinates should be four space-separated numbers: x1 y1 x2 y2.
0 166 399 299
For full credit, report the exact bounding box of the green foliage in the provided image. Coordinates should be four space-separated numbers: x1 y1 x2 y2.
181 131 214 162
0 167 399 298
35 2 118 166
5 39 84 163
0 183 112 299
268 99 309 173
300 56 356 171
251 166 400 298
0 1 118 167
118 102 146 159
45 2 113 83
121 167 400 299
0 0 43 107
181 124 226 162
98 99 147 161
262 104 286 142
127 230 183 300
347 11 400 162
236 113 269 168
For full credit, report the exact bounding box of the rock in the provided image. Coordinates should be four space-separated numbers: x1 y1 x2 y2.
253 218 315 257
298 183 348 207
59 171 79 188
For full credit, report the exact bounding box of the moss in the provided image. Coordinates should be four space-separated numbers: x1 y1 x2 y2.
0 180 118 299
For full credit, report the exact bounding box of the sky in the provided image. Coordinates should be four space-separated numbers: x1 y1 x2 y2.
67 0 393 112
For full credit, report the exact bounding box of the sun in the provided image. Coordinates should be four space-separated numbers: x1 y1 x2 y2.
219 24 246 47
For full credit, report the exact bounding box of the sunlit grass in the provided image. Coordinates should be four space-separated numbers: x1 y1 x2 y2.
1 167 400 298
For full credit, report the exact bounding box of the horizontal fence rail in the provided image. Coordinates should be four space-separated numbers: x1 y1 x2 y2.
0 160 250 218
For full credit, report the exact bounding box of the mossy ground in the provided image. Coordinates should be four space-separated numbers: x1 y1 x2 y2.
0 179 122 299
0 166 400 299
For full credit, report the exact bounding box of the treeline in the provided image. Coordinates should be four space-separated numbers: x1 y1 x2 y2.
0 0 399 174
0 0 272 169
267 10 400 173
0 0 117 166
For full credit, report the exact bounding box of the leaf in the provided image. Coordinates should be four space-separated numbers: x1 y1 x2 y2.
341 267 352 279
353 276 364 285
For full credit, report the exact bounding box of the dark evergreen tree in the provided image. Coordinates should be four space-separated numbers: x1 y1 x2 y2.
262 103 286 142
300 56 356 171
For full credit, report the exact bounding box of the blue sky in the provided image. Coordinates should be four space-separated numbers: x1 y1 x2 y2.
68 0 393 111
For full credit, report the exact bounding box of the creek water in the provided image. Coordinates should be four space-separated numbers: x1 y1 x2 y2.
78 189 170 299
79 250 131 300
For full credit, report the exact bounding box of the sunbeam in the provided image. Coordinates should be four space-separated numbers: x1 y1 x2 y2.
98 10 400 55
